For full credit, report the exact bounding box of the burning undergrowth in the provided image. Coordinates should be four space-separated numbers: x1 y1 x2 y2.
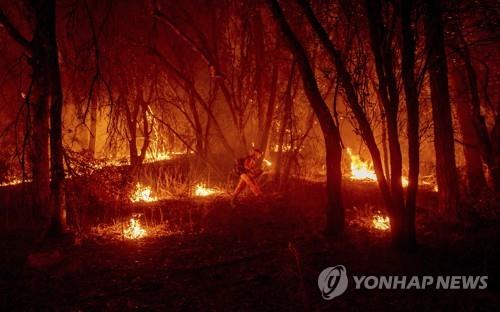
192 183 224 197
347 205 391 233
130 183 157 203
84 196 231 241
88 220 184 241
0 148 439 237
63 151 207 226
56 150 231 238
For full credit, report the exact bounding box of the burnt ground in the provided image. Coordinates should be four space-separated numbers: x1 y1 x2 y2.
0 180 499 311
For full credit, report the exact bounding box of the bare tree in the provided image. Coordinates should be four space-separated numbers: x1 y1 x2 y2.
296 0 420 248
449 8 499 191
423 0 462 222
267 0 345 237
0 0 67 236
399 0 420 245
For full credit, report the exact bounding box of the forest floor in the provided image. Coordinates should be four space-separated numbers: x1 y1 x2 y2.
0 180 499 311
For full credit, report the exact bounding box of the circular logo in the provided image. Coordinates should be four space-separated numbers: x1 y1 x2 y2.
318 265 348 300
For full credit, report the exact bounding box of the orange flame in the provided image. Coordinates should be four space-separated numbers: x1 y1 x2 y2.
0 178 25 187
401 176 409 188
346 148 410 187
346 148 377 181
123 217 147 239
193 183 221 197
130 183 156 202
144 151 172 163
372 213 390 231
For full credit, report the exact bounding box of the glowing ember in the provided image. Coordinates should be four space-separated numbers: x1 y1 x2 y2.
144 151 172 163
130 183 156 202
123 217 147 239
273 143 292 152
401 176 409 188
372 213 390 231
346 148 377 181
193 183 221 197
0 178 26 187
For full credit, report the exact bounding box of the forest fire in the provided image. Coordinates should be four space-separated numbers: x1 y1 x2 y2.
143 151 191 163
123 217 147 239
193 183 222 197
346 148 377 181
0 178 25 187
0 0 497 310
144 151 172 163
263 159 272 167
372 213 390 231
347 148 411 187
130 183 157 203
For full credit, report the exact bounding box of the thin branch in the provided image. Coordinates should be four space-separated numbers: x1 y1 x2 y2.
0 9 32 51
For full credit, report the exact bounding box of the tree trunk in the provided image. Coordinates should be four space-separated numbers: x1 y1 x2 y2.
451 68 486 196
259 64 278 155
252 10 266 137
148 47 236 157
283 111 315 184
491 116 500 189
186 88 204 157
379 106 390 181
152 3 247 154
268 0 344 237
29 52 51 231
124 97 139 167
1 0 67 236
46 0 67 235
296 0 392 215
400 0 419 247
424 0 462 222
27 0 53 235
275 62 295 186
138 96 150 165
364 0 406 248
88 96 98 158
453 25 499 190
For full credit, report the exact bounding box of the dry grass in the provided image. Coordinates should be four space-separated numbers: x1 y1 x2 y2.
0 177 499 311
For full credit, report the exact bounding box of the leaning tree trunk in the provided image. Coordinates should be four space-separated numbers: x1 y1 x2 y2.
424 0 462 222
295 0 392 214
268 0 344 237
